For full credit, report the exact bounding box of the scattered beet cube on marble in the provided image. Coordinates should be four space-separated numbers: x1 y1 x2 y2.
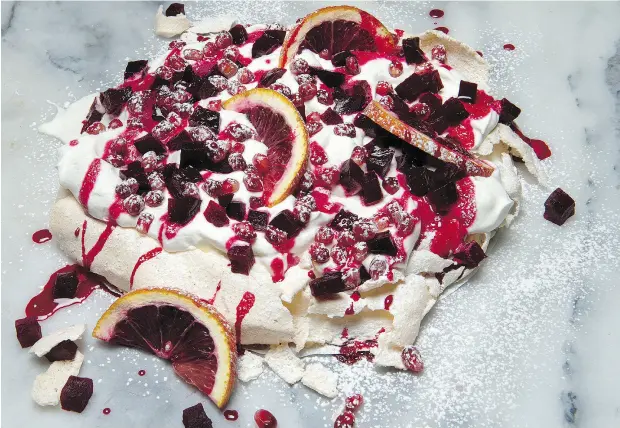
228 244 255 275
452 241 486 268
15 317 42 348
100 87 132 116
498 98 521 124
46 340 78 362
60 376 93 413
544 188 575 226
367 231 398 256
53 271 79 299
309 272 347 297
183 403 213 428
165 3 185 16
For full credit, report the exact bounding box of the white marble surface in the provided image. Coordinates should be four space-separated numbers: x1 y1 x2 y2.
2 1 620 427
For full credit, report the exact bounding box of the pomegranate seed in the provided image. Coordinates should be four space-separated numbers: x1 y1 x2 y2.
388 61 403 77
108 118 123 129
412 102 431 119
345 394 364 413
205 140 229 163
295 73 315 85
368 256 388 280
271 83 292 98
123 194 145 216
338 230 357 247
265 225 286 245
310 243 330 263
374 215 390 231
243 171 263 192
224 46 240 61
148 172 165 191
215 31 233 49
202 41 216 56
203 179 223 197
343 268 361 288
299 82 317 101
319 49 331 60
317 89 333 105
167 53 186 71
431 44 447 63
249 196 264 209
86 122 105 135
221 178 240 194
334 411 355 428
309 142 328 165
228 153 247 171
298 170 315 192
254 409 277 428
350 242 368 262
226 123 254 142
136 212 154 234
307 112 321 123
316 165 339 187
125 178 139 194
207 75 228 92
181 182 200 198
306 121 323 137
416 62 434 74
345 56 360 75
206 99 222 111
233 221 256 243
218 59 238 78
375 81 393 96
238 68 255 84
334 123 356 138
315 226 334 244
183 49 202 61
156 65 175 80
252 153 270 175
382 177 400 194
350 146 367 165
290 58 309 75
331 246 347 266
379 95 394 111
227 80 246 96
401 346 424 372
144 190 164 207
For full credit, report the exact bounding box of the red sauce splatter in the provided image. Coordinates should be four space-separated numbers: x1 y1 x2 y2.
429 9 444 18
129 247 163 287
434 26 449 34
510 123 552 160
103 408 111 415
78 159 102 207
69 139 79 146
138 370 146 376
224 410 239 421
476 50 484 57
270 258 285 283
341 328 349 339
254 409 277 428
384 295 393 310
503 43 516 51
311 188 342 214
350 291 361 302
394 29 404 39
345 302 355 315
74 227 80 237
32 229 52 244
235 292 256 341
81 220 115 270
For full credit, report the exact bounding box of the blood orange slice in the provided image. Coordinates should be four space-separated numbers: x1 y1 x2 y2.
279 6 396 67
93 288 236 408
223 88 308 207
362 100 495 177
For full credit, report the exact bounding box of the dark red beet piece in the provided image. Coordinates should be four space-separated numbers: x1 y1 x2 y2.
122 161 151 193
168 197 201 225
60 376 93 413
309 272 347 297
439 97 470 126
226 201 246 221
15 317 42 348
258 68 286 88
45 340 78 362
81 98 103 133
367 146 394 177
168 130 193 151
218 193 234 208
320 108 343 125
230 24 248 45
228 244 255 275
331 51 354 67
361 172 383 205
309 67 346 88
402 37 426 64
252 30 286 58
204 201 229 227
269 210 302 237
165 3 185 16
333 81 371 114
100 87 132 116
359 265 371 284
134 133 167 155
164 166 200 199
248 210 269 231
180 141 209 169
544 188 575 226
453 241 486 268
396 70 443 102
53 271 79 299
182 403 213 428
187 76 218 100
124 60 148 80
330 209 359 231
458 81 477 104
189 106 220 132
427 182 459 214
367 231 397 256
339 159 364 194
498 98 522 124
405 166 431 196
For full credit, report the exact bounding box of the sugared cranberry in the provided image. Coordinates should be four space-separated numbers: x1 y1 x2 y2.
368 256 388 280
431 44 447 63
141 151 158 173
217 58 238 78
123 194 145 216
270 83 291 98
202 179 223 197
299 82 318 101
382 177 400 194
334 123 356 138
148 172 165 191
453 241 486 267
544 188 575 226
204 201 229 227
136 212 154 234
167 53 186 71
309 142 328 165
295 73 315 85
293 204 312 224
244 171 263 192
253 153 270 174
156 65 175 80
291 58 309 75
232 221 256 243
343 268 361 288
298 170 315 192
352 220 378 241
401 346 424 373
144 190 164 207
228 153 247 171
306 121 323 137
238 68 255 84
265 225 287 245
375 81 393 96
202 41 217 56
183 49 203 61
223 45 240 61
374 215 390 231
315 226 334 244
331 246 347 266
345 394 364 413
310 243 330 263
350 242 368 263
338 230 357 247
221 178 240 194
317 89 334 105
334 411 355 428
205 140 229 163
316 165 340 188
225 123 254 142
115 182 133 199
379 95 394 111
215 31 233 49
412 102 431 119
254 409 277 428
350 146 367 165
249 196 264 210
388 61 403 77
86 122 105 135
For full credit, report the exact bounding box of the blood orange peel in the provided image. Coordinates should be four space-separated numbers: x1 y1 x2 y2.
362 100 495 177
278 6 396 68
93 288 236 408
223 88 308 207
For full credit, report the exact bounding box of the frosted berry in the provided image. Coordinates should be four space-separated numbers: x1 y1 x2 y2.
86 122 105 135
115 182 133 199
295 73 315 85
228 153 247 171
374 215 390 231
310 243 330 263
291 58 309 75
299 82 317 101
148 172 165 190
412 102 431 119
206 99 222 111
238 68 255 84
141 151 158 172
368 256 388 280
296 194 316 210
125 177 139 194
206 140 230 163
265 225 287 245
202 41 216 56
382 177 400 194
386 200 404 223
226 123 254 141
350 146 367 165
397 213 416 236
108 118 123 129
331 246 347 266
208 75 229 92
183 49 202 61
343 268 361 289
317 89 334 105
243 171 263 192
217 58 238 78
334 123 356 138
350 242 369 262
223 46 240 61
298 170 315 192
167 53 186 71
388 61 403 77
315 226 334 244
249 196 264 209
232 221 256 243
252 153 270 175
187 125 215 143
345 56 360 75
316 165 339 188
215 31 233 49
293 204 312 224
401 346 424 373
136 212 154 234
352 220 378 241
379 95 394 111
181 182 200 198
271 83 292 98
203 179 223 197
306 121 323 137
431 44 447 63
416 62 434 74
309 142 328 165
334 411 355 428
144 190 164 207
345 394 364 413
375 81 393 96
227 80 246 96
338 230 357 247
221 178 240 194
156 65 175 80
123 194 145 216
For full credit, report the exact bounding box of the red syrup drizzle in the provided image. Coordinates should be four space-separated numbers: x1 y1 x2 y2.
138 370 146 376
270 258 285 283
32 229 52 244
337 338 378 365
129 247 163 288
503 43 516 51
434 26 449 34
80 220 115 270
384 295 394 310
234 292 256 341
78 158 102 207
103 408 111 415
448 90 498 150
429 9 445 18
509 123 552 160
223 410 239 421
205 281 222 305
254 409 277 428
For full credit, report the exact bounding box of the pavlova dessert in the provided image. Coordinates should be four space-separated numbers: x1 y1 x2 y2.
18 3 575 426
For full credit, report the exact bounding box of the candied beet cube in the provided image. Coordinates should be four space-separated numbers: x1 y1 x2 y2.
60 376 93 413
165 166 201 198
122 161 151 193
395 70 443 102
361 172 383 205
168 130 193 151
430 162 466 189
367 146 394 178
181 65 197 84
180 141 208 169
544 188 575 226
53 271 79 299
204 201 229 227
498 98 522 124
165 3 185 16
368 231 397 256
182 403 213 428
134 133 166 155
421 70 444 94
333 81 371 114
309 67 346 88
258 68 286 88
227 244 255 275
46 340 78 362
309 272 347 297
85 98 103 124
353 114 379 137
187 76 217 100
15 317 42 348
402 37 426 64
218 194 234 208
332 50 354 67
397 145 427 170
419 92 443 112
252 30 286 58
100 87 132 116
359 265 371 284
440 98 470 126
320 108 343 125
270 210 302 237
453 241 486 268
230 24 248 45
405 166 431 196
124 60 148 80
226 201 246 221
339 159 364 194
151 75 170 90
427 182 459 214
168 197 201 225
248 210 269 231
329 209 359 231
458 81 478 104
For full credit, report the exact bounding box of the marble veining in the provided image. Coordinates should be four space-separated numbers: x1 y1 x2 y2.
2 2 620 427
